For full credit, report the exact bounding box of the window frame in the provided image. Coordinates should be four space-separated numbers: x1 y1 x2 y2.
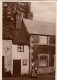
39 36 47 44
38 54 50 67
17 45 24 52
23 59 27 65
48 36 55 45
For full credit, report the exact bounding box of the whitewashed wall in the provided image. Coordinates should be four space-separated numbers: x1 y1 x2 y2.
12 45 29 75
2 40 12 72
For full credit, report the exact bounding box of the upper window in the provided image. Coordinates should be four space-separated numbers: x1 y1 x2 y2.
49 36 55 45
32 35 47 45
17 45 24 52
39 36 47 44
32 35 39 43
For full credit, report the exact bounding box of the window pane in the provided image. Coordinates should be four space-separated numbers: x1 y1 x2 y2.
39 56 48 67
49 36 55 45
39 36 47 44
21 48 23 51
38 54 49 67
17 45 20 52
17 48 20 52
21 45 23 49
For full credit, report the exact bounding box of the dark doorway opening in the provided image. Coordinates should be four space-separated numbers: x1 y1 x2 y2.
2 56 4 77
13 60 21 77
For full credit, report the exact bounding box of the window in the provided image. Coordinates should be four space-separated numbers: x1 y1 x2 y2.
49 36 55 45
39 36 47 44
23 59 27 65
39 56 47 67
38 54 49 67
32 35 39 43
17 45 24 52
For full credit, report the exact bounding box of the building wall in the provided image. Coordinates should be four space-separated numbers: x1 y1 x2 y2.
12 45 29 75
30 35 55 74
2 40 12 73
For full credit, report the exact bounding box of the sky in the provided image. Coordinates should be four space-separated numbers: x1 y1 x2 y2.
31 2 56 23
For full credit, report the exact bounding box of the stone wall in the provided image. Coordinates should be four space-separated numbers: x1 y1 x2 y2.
2 40 12 73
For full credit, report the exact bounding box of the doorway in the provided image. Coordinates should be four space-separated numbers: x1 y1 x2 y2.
13 60 21 76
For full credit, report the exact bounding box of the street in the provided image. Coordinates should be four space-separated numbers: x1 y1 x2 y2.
2 74 55 80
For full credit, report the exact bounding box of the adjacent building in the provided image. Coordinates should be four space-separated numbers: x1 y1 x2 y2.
23 18 56 74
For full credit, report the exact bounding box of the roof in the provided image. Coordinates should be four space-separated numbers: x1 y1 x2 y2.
23 18 56 36
10 29 29 45
3 18 56 45
3 21 29 45
2 27 12 40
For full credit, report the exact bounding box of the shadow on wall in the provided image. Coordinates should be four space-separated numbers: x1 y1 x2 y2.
3 70 12 77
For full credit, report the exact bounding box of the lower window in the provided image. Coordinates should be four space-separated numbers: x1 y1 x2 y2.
23 59 27 65
38 54 49 67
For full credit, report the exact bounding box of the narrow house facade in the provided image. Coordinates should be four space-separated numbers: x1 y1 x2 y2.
10 29 30 76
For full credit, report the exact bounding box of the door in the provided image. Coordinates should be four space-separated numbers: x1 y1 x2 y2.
13 60 21 76
2 56 4 77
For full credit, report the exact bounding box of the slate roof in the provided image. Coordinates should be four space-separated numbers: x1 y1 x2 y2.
10 29 29 45
3 18 30 44
23 18 56 36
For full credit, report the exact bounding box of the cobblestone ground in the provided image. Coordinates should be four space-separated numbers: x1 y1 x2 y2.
2 75 55 80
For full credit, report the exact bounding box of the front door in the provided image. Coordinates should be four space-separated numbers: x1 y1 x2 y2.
13 60 21 76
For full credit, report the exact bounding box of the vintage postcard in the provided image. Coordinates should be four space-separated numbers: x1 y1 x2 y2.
2 1 56 80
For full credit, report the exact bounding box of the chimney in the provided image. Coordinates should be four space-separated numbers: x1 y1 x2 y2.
27 12 33 20
16 11 23 29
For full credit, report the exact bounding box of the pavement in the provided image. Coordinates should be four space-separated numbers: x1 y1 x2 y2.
2 74 55 80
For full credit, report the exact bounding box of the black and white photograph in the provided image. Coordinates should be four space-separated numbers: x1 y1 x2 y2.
2 1 56 80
